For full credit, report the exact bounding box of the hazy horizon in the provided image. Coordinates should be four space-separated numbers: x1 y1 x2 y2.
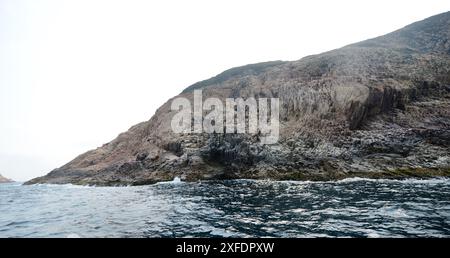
1 0 450 181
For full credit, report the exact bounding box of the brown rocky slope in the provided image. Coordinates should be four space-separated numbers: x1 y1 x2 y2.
26 12 450 186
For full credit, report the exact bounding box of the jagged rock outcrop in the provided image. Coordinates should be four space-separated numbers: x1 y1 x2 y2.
27 12 450 186
0 173 13 183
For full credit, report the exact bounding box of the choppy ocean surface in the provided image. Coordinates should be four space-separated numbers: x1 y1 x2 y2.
1 178 449 238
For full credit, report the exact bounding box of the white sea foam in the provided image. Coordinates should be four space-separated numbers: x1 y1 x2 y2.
334 177 450 185
155 177 183 185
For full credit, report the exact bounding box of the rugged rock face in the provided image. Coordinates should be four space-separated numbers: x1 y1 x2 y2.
0 174 13 183
27 12 450 186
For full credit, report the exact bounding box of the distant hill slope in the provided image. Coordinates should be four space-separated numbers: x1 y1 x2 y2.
0 174 13 183
27 11 450 186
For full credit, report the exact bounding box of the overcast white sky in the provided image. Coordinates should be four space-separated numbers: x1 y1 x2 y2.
1 0 449 181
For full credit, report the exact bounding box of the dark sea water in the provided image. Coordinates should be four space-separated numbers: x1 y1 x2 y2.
0 178 449 238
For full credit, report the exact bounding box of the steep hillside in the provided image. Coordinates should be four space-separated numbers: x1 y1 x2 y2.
27 12 450 186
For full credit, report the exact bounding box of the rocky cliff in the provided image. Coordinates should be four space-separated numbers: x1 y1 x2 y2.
27 12 450 186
